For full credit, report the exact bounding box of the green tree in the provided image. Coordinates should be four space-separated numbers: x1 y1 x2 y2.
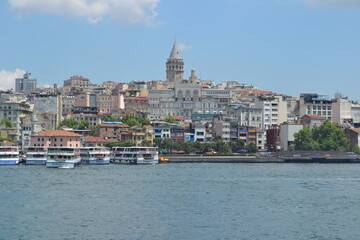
102 116 122 122
120 114 150 127
78 119 90 130
0 137 14 143
294 128 319 151
229 139 245 153
352 145 360 155
141 140 152 147
164 116 176 124
312 120 349 152
59 118 90 130
59 118 79 129
214 140 232 154
0 119 13 128
294 121 349 152
246 142 258 153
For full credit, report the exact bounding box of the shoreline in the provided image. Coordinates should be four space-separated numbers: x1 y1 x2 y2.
164 155 360 163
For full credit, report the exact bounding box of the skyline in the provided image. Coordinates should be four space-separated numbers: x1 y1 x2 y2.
1 0 360 101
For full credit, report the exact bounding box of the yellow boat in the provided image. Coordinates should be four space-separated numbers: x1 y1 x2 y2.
159 156 169 163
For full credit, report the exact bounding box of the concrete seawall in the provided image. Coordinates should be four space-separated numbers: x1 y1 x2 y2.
165 155 360 163
166 156 283 163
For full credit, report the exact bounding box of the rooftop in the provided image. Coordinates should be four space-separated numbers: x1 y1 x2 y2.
35 130 82 137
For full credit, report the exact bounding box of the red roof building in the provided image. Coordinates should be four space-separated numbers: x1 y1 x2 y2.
30 130 82 148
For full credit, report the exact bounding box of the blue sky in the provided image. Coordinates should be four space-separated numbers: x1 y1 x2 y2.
1 0 360 101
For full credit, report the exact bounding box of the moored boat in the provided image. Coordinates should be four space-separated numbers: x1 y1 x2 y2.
111 147 159 164
46 147 81 168
25 146 47 165
80 147 111 165
0 146 20 165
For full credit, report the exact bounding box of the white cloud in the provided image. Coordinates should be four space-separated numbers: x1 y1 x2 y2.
304 0 360 7
178 43 194 51
0 69 26 91
42 84 52 88
8 0 160 25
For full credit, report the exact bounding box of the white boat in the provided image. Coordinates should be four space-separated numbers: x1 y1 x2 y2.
111 147 159 164
46 147 81 168
25 146 47 165
80 147 111 165
0 146 20 165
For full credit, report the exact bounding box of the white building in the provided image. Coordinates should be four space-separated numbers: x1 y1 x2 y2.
15 72 37 92
279 124 303 151
254 95 287 130
299 93 332 121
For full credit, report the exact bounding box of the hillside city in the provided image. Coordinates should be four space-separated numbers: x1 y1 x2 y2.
2 40 360 154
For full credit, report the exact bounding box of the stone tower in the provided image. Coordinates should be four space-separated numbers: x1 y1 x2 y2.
189 68 199 84
166 40 184 82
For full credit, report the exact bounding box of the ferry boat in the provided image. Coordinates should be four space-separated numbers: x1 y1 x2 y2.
0 146 20 165
46 147 81 168
24 147 47 165
80 147 111 165
111 147 159 164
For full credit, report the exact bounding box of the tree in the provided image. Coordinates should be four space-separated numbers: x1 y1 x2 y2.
214 140 232 154
102 116 122 122
0 119 13 128
246 142 258 153
120 114 150 127
141 140 152 147
78 119 90 130
59 118 90 130
312 120 349 152
0 137 14 143
294 128 319 151
164 116 176 124
228 139 245 153
352 145 360 155
294 121 349 152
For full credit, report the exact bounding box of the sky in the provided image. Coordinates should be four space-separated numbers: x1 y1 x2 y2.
0 0 360 102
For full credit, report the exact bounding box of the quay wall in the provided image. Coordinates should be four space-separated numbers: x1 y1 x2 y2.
165 155 360 164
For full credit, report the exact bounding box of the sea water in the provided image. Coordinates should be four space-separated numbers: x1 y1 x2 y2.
1 163 360 240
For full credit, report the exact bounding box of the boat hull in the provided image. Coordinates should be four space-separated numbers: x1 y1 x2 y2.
82 157 110 165
0 159 19 165
111 158 158 164
46 159 81 168
26 159 47 165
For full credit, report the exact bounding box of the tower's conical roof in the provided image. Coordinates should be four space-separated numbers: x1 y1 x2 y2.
169 39 181 59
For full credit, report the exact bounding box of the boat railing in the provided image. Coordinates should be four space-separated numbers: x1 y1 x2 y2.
47 151 80 155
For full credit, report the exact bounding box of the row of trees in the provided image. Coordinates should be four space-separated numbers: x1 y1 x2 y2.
59 118 91 130
154 138 257 154
58 114 151 135
103 114 150 127
294 120 351 152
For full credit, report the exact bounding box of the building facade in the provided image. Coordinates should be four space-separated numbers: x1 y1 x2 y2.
299 93 332 121
30 130 82 147
15 72 37 92
64 75 90 88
